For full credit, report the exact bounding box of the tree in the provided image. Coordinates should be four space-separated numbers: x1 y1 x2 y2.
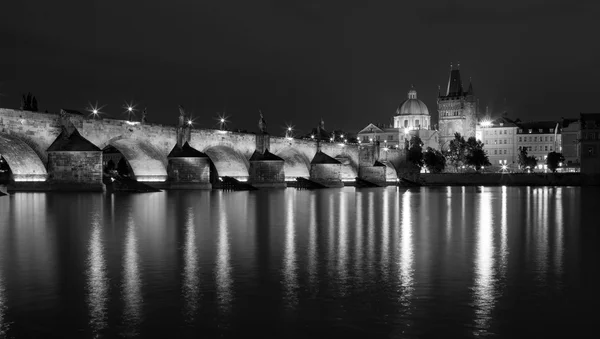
464 137 490 171
407 136 424 168
423 147 446 173
447 133 467 171
466 148 491 171
546 152 565 173
518 148 537 171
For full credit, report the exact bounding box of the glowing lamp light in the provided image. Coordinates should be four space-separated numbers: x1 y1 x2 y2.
93 109 98 114
188 120 192 125
340 134 344 138
330 137 333 141
501 165 508 170
288 127 292 131
220 118 225 123
128 106 133 112
311 135 315 139
369 138 373 142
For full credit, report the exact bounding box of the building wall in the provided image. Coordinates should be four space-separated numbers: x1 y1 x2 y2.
480 126 518 167
438 98 477 147
581 127 600 174
562 121 580 165
393 114 430 129
47 151 103 184
516 132 561 162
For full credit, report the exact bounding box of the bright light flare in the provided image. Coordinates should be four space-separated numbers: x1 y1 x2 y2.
86 101 106 119
480 120 492 127
122 100 138 120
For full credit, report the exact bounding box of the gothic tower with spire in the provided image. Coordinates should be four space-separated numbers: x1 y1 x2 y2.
437 64 477 148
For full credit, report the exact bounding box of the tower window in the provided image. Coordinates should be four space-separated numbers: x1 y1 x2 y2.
415 120 420 127
404 120 408 128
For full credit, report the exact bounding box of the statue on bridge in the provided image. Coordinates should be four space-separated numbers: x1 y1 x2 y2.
141 108 148 124
178 105 186 127
258 111 267 134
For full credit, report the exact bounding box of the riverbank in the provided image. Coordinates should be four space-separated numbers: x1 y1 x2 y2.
418 173 600 186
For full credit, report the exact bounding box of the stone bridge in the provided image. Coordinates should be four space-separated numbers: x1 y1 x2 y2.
0 108 408 190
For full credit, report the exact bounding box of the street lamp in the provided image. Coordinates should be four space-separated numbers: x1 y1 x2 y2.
86 101 104 120
123 101 137 121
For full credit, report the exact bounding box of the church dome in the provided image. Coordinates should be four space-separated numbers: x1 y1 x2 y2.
396 88 429 116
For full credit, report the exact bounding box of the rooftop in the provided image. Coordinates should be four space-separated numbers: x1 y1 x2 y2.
47 128 101 152
167 142 208 158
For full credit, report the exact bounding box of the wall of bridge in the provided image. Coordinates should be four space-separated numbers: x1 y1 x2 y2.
0 108 406 183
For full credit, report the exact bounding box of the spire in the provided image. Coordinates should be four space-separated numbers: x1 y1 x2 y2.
445 63 464 97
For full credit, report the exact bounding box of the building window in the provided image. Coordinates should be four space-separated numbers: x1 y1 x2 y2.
529 129 532 133
494 150 497 155
504 140 507 144
504 150 507 154
550 146 553 151
494 130 497 135
494 140 497 144
518 137 522 142
404 120 408 128
519 129 523 133
504 130 507 134
534 137 538 142
389 135 393 140
550 128 554 133
589 147 596 156
545 136 548 142
545 146 548 151
550 137 553 142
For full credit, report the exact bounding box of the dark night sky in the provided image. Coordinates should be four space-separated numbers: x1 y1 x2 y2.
2 0 599 135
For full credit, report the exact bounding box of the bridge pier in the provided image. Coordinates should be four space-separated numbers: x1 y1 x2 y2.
167 142 212 189
310 151 343 188
358 161 387 186
248 134 286 188
356 143 387 185
46 129 105 191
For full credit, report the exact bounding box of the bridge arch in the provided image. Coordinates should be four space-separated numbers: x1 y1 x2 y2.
203 145 249 181
275 147 311 180
101 136 168 182
0 133 47 181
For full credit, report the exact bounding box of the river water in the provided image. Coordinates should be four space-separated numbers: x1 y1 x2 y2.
0 187 598 338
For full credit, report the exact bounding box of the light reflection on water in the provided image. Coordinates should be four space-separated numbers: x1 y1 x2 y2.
122 215 142 337
0 186 597 338
87 211 108 337
473 188 496 335
182 207 199 324
216 195 233 314
283 191 298 307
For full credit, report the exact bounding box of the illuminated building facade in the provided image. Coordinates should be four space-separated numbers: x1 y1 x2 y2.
580 113 600 174
477 117 519 168
516 121 562 169
437 65 478 149
357 86 439 150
